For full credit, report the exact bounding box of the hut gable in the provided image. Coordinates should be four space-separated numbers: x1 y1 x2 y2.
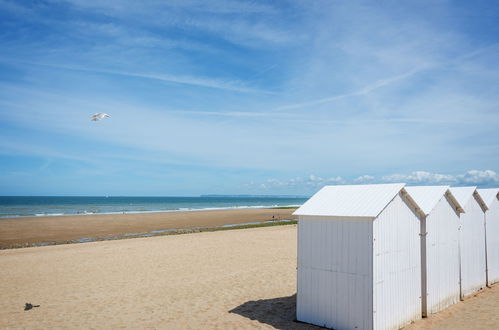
450 187 488 213
405 186 463 215
293 183 406 218
477 188 499 209
450 186 476 209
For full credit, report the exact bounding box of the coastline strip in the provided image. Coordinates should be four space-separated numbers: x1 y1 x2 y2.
0 208 297 249
2 219 297 249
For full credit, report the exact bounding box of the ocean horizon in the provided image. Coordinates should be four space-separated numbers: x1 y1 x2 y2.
0 195 308 218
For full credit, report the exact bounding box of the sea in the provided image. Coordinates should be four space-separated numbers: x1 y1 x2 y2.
0 196 308 218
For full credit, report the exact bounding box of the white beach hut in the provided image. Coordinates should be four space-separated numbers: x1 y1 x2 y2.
449 187 488 298
294 183 424 330
477 188 499 285
404 186 463 316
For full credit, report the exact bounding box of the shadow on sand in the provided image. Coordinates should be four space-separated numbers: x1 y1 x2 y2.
229 294 322 329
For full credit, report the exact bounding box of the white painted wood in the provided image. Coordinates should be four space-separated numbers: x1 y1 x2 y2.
405 186 463 316
425 194 461 314
485 195 499 284
373 193 421 330
296 185 422 330
297 216 373 329
458 192 487 297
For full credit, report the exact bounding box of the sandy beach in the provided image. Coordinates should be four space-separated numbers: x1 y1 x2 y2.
406 285 499 329
0 208 296 248
1 225 499 329
0 225 310 329
0 225 499 329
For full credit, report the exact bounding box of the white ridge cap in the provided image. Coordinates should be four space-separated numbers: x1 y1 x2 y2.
293 183 406 218
449 186 477 209
477 188 499 208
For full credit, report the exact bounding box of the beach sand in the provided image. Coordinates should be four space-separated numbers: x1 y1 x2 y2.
1 225 498 329
0 225 315 329
405 284 499 330
0 208 296 247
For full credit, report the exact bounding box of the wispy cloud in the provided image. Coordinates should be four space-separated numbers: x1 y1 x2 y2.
1 0 498 195
48 0 296 48
0 58 268 93
55 0 278 15
272 67 427 112
271 41 499 114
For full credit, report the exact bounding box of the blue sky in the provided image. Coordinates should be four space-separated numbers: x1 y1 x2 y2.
1 0 498 196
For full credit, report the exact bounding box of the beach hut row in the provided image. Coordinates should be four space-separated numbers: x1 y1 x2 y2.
293 183 499 330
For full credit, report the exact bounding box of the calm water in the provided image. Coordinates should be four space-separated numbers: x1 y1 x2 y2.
0 196 308 218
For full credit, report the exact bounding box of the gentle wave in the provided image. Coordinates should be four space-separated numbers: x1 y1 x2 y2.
35 213 64 217
0 204 301 219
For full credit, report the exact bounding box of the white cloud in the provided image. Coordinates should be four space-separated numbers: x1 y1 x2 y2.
456 170 499 185
256 174 346 191
354 175 375 184
382 170 499 186
381 171 457 184
251 170 499 194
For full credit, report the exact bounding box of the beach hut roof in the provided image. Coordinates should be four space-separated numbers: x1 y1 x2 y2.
293 183 406 218
450 186 488 212
449 187 476 208
477 188 499 208
405 186 463 216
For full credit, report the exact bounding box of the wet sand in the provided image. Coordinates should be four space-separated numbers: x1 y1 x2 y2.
0 208 296 247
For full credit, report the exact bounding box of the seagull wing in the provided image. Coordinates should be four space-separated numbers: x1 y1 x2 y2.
91 113 110 121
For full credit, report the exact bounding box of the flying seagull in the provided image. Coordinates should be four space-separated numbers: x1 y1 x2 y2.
91 113 110 121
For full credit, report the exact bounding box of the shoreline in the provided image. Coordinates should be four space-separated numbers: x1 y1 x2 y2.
0 204 302 219
2 219 297 250
0 207 297 249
